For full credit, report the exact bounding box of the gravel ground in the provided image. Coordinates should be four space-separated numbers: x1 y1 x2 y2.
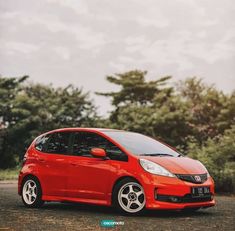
0 182 234 231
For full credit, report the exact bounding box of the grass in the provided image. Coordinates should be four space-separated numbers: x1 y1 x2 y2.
0 168 20 181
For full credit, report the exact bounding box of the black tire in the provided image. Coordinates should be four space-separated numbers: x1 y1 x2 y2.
112 177 146 215
21 176 44 208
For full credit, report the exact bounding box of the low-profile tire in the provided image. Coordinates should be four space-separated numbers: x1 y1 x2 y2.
21 176 44 208
113 178 146 215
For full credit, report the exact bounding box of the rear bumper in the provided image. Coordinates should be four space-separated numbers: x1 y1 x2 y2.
141 174 215 210
18 171 24 195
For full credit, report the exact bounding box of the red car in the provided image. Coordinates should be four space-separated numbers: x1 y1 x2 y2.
18 128 215 214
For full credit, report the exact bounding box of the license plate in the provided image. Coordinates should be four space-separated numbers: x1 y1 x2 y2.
191 186 210 197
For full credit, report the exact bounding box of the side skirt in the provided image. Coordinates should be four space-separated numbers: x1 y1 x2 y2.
42 195 111 206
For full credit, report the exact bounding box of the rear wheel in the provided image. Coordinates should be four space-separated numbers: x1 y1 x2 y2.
113 178 146 214
21 176 44 208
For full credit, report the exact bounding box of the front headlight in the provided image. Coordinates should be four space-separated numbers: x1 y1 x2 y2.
139 159 176 177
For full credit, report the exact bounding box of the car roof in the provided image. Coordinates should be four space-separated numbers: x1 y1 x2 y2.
46 127 124 134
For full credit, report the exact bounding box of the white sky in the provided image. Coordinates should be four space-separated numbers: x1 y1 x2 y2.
0 0 235 116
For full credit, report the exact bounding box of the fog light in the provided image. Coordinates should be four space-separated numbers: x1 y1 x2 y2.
169 196 179 202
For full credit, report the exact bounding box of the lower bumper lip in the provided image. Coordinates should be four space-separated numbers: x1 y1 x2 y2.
155 193 214 203
146 197 216 209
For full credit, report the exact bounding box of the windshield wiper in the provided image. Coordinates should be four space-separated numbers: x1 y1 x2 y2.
139 153 175 157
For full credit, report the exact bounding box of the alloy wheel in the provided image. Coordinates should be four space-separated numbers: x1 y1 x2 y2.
22 179 37 205
118 182 145 213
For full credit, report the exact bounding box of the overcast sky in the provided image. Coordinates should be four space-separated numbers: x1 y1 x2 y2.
0 0 235 115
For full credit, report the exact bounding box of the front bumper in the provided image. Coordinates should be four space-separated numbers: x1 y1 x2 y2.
141 174 215 210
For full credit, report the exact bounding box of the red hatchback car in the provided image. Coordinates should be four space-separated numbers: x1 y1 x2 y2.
18 128 215 214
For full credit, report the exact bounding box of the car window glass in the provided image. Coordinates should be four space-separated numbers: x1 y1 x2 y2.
45 132 71 154
103 131 180 157
72 132 127 161
35 135 50 152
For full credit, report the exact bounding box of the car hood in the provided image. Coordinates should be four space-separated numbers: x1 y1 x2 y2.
140 156 207 174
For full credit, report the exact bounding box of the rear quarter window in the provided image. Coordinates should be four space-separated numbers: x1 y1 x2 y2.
35 135 50 152
35 132 71 154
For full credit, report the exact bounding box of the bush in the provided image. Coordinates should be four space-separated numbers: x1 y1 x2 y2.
187 126 235 193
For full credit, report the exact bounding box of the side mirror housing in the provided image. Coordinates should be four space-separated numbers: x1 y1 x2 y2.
91 148 106 158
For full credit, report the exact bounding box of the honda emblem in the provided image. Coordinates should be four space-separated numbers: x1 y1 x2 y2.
194 175 201 182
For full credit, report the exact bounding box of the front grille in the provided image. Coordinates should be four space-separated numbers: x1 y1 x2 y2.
156 194 213 203
175 173 208 184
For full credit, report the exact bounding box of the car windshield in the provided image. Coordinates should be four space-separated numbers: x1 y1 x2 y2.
103 131 180 157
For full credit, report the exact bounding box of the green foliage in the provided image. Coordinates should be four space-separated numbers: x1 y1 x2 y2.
0 77 98 168
178 77 232 144
97 70 172 107
0 167 19 180
0 76 29 167
1 71 235 193
187 126 235 193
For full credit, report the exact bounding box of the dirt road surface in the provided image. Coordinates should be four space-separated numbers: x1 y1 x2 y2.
0 182 234 231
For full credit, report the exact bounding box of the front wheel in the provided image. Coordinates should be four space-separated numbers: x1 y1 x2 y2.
21 176 44 208
113 178 146 214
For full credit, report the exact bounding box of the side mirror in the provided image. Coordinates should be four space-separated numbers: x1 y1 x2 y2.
91 148 106 158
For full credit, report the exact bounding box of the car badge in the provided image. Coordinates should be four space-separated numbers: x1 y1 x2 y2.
194 175 201 182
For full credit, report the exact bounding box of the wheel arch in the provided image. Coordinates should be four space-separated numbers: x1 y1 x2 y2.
111 175 141 205
20 174 42 195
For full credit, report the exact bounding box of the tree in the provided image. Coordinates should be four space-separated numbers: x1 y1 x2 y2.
0 77 98 168
0 76 28 167
97 70 172 107
0 75 28 127
96 70 173 122
178 77 232 145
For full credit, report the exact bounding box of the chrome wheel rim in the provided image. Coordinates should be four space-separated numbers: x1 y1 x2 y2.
22 180 37 205
118 182 145 213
